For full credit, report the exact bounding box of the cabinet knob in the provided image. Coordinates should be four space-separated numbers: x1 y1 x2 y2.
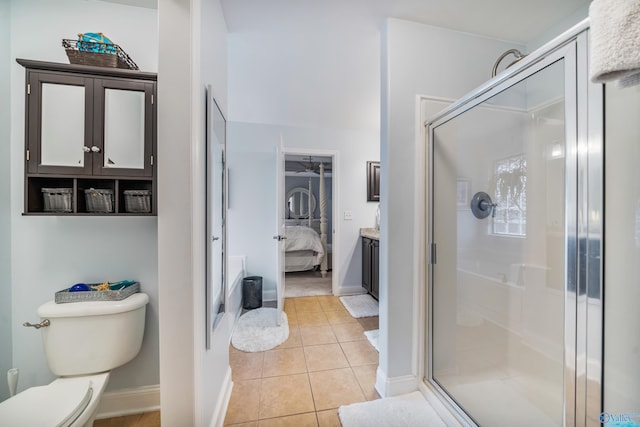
91 146 101 153
83 146 91 152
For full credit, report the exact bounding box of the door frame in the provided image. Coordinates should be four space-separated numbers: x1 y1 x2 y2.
281 147 339 296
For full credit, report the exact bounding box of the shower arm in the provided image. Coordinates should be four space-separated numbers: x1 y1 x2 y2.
492 49 526 78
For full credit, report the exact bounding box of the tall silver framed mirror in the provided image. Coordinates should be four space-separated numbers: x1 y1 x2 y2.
206 86 226 348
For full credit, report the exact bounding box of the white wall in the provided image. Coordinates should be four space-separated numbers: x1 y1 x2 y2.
158 0 232 425
226 8 381 295
379 18 525 393
228 123 379 296
0 0 13 403
604 84 640 412
7 0 159 395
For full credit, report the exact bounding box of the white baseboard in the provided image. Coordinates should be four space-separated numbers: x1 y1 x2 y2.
210 368 233 427
95 384 160 419
375 366 418 398
336 285 367 296
263 289 277 302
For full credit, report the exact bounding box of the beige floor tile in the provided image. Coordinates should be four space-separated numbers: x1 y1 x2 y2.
276 325 302 349
299 325 337 346
259 374 315 419
226 423 258 427
137 411 161 427
324 310 357 325
357 317 379 331
352 364 380 400
225 379 261 425
309 368 366 410
294 297 323 313
331 322 366 342
316 296 346 312
340 341 379 367
257 412 318 427
304 343 349 372
94 414 142 427
284 299 297 315
230 350 264 380
262 347 307 377
297 310 329 326
316 409 341 427
286 311 299 326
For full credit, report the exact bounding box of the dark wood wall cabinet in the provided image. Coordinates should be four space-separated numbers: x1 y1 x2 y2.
17 59 157 215
367 161 380 202
362 237 379 300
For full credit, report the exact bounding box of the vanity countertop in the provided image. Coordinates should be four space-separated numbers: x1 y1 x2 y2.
360 228 379 240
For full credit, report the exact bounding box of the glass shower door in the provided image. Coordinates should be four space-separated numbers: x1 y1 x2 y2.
429 58 568 426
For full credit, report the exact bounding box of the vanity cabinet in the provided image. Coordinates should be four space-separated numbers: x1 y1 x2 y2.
362 237 379 300
18 59 157 215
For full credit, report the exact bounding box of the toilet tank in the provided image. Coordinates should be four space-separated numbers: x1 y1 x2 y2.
37 293 149 377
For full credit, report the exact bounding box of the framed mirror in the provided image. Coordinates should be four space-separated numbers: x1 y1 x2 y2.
287 187 316 219
205 86 226 348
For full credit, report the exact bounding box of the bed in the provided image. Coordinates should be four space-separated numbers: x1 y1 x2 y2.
284 225 324 272
283 162 330 277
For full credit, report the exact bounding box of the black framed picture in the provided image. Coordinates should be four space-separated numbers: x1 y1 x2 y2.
367 161 380 202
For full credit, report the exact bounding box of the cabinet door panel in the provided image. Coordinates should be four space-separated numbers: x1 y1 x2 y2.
93 79 154 177
28 72 93 174
371 240 379 300
362 238 372 292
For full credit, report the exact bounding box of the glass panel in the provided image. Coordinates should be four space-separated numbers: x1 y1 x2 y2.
104 88 145 169
432 59 565 426
41 83 85 167
603 84 640 421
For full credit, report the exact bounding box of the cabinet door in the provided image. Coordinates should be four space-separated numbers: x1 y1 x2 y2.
371 239 379 300
93 78 154 177
362 237 372 292
27 72 94 175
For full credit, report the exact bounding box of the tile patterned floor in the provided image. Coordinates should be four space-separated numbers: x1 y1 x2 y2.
95 296 379 427
225 296 380 427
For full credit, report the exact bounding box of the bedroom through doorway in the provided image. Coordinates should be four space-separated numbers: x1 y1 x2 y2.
282 153 334 298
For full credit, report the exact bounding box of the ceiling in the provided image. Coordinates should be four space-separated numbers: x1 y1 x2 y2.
220 0 591 44
98 0 590 44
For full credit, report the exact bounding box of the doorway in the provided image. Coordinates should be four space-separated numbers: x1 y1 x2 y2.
281 151 336 298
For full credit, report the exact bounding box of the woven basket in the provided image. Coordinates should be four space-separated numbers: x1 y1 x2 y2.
55 282 140 303
42 188 72 212
85 188 114 213
123 189 151 213
62 39 139 70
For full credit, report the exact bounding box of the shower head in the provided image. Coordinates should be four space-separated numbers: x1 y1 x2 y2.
491 49 526 78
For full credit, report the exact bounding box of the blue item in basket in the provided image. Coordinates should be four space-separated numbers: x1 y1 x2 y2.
69 283 90 292
78 32 116 54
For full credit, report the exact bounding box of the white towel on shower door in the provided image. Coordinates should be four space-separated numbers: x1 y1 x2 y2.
589 0 640 87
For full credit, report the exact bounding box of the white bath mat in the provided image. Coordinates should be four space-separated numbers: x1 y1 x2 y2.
231 308 289 352
364 329 379 352
340 294 378 318
339 391 446 427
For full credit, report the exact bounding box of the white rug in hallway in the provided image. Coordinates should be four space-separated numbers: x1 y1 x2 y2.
231 308 289 352
340 294 378 318
364 329 379 352
284 271 332 298
339 391 446 427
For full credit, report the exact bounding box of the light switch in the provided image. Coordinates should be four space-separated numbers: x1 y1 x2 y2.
344 210 353 220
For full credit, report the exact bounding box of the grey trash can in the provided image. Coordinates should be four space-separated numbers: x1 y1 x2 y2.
242 276 263 309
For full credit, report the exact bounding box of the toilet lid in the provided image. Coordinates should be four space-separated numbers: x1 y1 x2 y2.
0 378 93 427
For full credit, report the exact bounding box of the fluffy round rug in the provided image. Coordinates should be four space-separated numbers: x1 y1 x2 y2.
231 308 289 352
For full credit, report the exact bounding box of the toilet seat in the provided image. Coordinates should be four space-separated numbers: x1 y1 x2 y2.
0 373 109 427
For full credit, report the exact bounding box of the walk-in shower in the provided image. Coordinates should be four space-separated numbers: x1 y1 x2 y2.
425 21 603 426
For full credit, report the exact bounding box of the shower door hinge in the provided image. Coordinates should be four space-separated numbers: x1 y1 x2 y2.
429 242 437 264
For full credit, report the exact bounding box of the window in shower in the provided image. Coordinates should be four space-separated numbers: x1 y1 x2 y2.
492 154 527 236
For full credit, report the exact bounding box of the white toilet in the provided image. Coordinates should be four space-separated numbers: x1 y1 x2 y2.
0 293 149 427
